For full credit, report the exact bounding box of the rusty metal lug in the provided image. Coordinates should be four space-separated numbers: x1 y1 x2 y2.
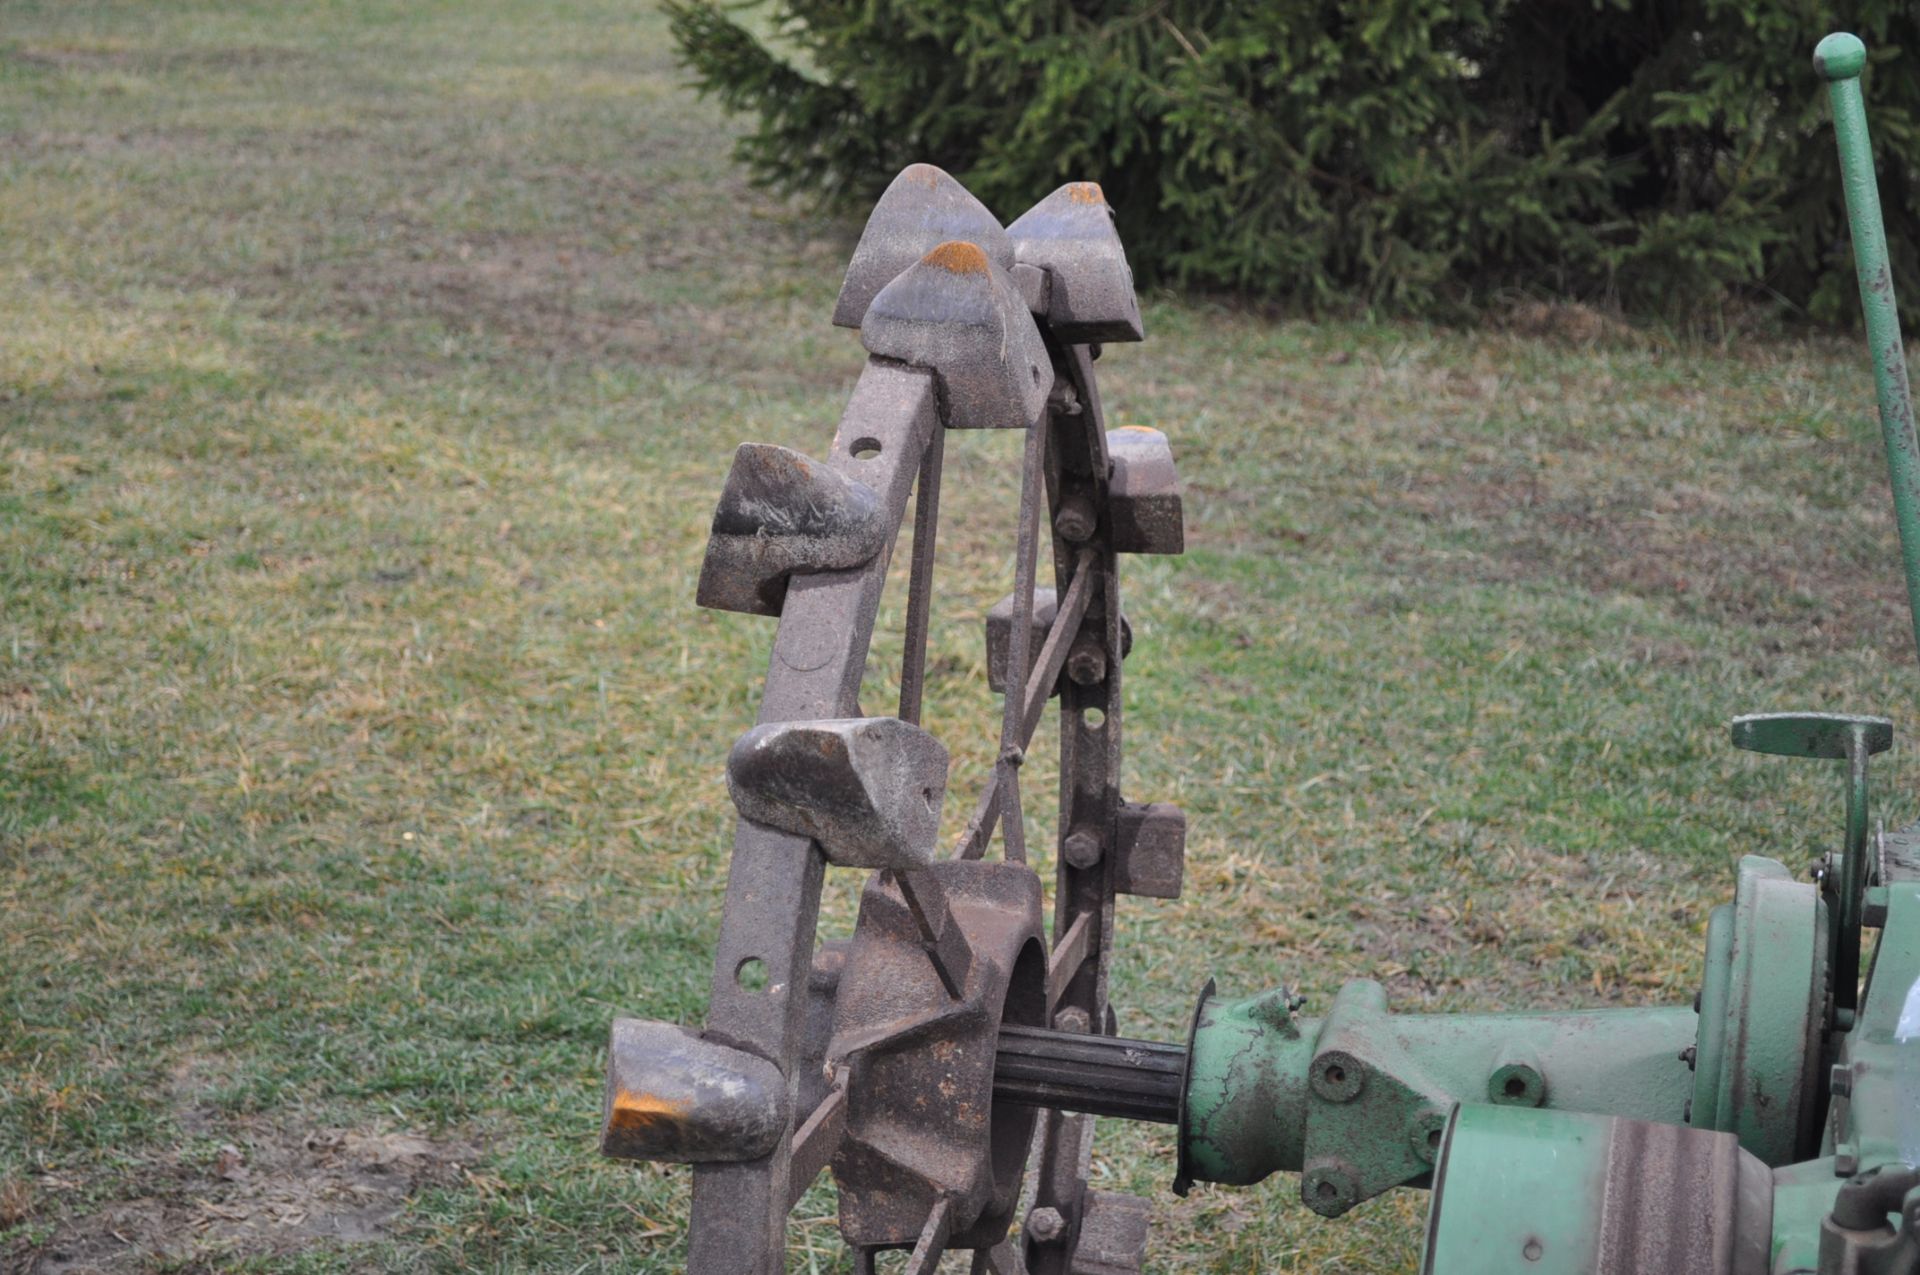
1065 1190 1152 1274
695 442 889 616
1112 801 1185 900
1106 427 1183 555
987 587 1132 696
861 240 1053 431
1006 181 1145 345
833 163 1014 329
727 716 949 870
600 1018 788 1163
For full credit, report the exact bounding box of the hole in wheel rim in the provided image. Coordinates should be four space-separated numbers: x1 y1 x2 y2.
851 437 883 460
735 956 769 991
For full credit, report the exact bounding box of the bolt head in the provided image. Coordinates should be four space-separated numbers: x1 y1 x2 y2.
1063 828 1104 869
1054 498 1096 543
1026 1205 1067 1243
1066 644 1107 687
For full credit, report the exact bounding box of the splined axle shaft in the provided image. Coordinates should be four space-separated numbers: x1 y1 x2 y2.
992 1022 1186 1125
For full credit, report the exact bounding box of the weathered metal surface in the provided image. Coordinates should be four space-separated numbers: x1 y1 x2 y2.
601 1019 789 1163
1111 802 1184 900
862 240 1054 431
1732 713 1890 1020
684 359 939 1275
1066 1191 1152 1275
1179 978 1698 1209
992 1023 1184 1124
1731 712 1893 760
1421 1106 1773 1274
1105 427 1183 555
726 716 949 870
987 586 1133 699
1006 182 1144 345
1818 32 1920 663
1687 856 1824 1166
829 859 1046 1254
696 442 890 616
833 163 1015 330
987 587 1060 694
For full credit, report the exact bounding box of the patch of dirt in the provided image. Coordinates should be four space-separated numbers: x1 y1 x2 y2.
6 1122 477 1273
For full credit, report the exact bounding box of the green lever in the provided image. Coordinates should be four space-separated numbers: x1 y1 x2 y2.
1816 32 1920 664
1732 711 1892 1021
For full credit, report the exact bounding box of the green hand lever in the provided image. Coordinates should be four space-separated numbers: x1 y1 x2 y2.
1816 32 1920 663
1732 711 1892 1021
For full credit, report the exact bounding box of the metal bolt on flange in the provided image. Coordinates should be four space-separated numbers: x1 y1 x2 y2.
1487 1062 1544 1107
1409 1109 1449 1165
1301 1161 1361 1218
1310 1050 1366 1103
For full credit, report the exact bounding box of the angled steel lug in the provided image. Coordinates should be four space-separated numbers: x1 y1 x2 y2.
986 586 1131 695
986 586 1060 694
695 442 889 616
1113 801 1185 900
727 716 949 869
833 163 1014 329
861 240 1053 430
601 1018 788 1163
1107 426 1184 555
1007 181 1144 345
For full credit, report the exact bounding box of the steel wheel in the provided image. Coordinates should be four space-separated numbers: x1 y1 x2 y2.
601 164 1186 1275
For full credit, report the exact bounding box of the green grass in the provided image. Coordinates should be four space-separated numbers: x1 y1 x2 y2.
3 2 1918 1271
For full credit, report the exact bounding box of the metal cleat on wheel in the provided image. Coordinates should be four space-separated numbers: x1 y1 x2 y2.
726 716 949 870
1112 801 1185 900
1007 182 1145 345
833 163 1015 329
600 1018 788 1163
1106 426 1184 555
986 587 1133 695
862 240 1054 431
696 442 890 616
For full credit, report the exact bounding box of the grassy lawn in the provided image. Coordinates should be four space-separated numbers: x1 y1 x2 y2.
4 2 1918 1271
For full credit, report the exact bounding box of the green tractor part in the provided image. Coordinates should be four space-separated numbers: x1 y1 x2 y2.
598 32 1920 1275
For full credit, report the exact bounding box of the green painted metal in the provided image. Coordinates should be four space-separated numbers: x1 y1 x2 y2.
1419 1105 1774 1275
1420 1106 1614 1275
1179 980 1696 1214
1687 856 1825 1164
1835 886 1920 1174
1816 32 1920 663
1732 714 1891 1019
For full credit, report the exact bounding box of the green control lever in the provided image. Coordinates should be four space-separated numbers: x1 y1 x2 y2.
1816 32 1920 663
1731 712 1892 1020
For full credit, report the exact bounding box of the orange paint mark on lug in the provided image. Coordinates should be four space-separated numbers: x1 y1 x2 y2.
609 1089 691 1135
903 164 941 189
1066 182 1106 205
923 241 990 275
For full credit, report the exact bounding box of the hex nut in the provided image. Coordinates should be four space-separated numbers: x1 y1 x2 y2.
1026 1205 1067 1243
